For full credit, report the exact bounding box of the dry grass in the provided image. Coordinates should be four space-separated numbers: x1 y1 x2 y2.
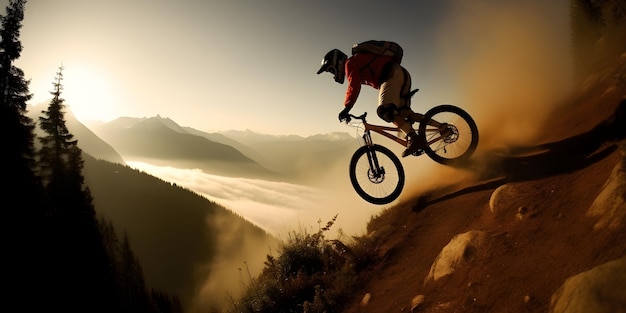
224 215 380 313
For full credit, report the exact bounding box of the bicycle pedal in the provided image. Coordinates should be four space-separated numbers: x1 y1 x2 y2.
412 149 425 156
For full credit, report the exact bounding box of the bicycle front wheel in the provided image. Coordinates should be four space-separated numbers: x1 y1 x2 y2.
418 104 479 165
349 144 405 205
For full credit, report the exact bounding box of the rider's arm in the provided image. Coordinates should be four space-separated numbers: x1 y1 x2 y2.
344 58 360 108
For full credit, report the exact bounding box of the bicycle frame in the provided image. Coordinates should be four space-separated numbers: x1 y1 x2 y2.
348 88 446 149
353 113 443 149
361 122 408 147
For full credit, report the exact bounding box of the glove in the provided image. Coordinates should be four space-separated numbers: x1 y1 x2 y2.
338 106 352 122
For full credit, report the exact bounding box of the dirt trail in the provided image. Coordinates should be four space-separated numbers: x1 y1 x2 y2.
342 90 625 312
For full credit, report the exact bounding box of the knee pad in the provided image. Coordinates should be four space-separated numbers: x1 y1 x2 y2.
377 103 398 122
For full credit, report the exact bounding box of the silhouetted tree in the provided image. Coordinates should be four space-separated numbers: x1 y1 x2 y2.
37 65 119 312
0 0 39 199
99 218 162 313
99 217 126 305
118 232 156 312
37 66 91 211
0 0 48 309
152 289 185 313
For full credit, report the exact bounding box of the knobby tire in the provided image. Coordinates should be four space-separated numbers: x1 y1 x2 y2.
418 105 479 165
349 144 405 205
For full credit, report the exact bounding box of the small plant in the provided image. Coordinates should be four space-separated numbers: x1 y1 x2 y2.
226 214 379 313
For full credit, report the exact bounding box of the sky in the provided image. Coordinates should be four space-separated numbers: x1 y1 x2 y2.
2 0 569 137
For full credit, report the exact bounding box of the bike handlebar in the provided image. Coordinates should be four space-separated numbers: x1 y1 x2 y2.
349 112 367 120
342 112 367 123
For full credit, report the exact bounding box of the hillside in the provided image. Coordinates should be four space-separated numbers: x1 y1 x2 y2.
340 59 626 312
81 155 278 312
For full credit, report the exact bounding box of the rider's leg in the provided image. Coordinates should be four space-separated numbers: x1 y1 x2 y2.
395 116 426 157
378 65 425 156
377 104 415 136
390 114 415 137
401 110 424 124
379 64 413 133
402 110 442 128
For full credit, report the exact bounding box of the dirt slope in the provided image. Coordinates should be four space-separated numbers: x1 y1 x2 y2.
342 68 626 312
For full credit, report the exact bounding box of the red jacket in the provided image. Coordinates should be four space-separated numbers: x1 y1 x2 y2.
344 54 395 107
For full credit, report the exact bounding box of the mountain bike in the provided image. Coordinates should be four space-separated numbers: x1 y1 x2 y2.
345 89 479 205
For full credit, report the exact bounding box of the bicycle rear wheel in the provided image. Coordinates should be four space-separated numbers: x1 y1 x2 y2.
418 104 479 165
349 144 405 205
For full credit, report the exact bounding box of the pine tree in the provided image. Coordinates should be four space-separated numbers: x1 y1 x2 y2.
38 66 118 312
119 232 155 312
38 66 84 208
100 217 174 313
0 0 39 201
0 0 48 309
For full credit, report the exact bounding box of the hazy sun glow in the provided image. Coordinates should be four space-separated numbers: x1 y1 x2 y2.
60 65 118 122
29 63 118 123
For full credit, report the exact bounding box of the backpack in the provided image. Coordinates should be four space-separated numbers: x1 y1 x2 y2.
351 40 403 64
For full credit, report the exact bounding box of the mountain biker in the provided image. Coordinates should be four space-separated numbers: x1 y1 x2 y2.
317 47 426 157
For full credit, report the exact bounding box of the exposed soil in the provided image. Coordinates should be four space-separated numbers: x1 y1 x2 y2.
342 69 626 313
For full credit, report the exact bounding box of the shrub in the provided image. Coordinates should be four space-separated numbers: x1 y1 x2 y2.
226 214 379 313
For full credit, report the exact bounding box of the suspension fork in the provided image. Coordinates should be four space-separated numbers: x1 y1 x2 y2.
362 131 384 177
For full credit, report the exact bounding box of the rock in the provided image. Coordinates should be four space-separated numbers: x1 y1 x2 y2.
516 206 529 220
360 293 371 306
489 184 516 214
410 295 425 312
425 230 487 283
587 156 626 229
549 257 626 313
490 184 534 216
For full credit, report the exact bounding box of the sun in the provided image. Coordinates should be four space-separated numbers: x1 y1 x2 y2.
60 64 117 123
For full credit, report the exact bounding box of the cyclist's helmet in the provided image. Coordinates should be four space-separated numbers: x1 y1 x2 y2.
316 49 347 84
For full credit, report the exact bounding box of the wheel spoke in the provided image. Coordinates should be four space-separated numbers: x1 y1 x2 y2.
418 105 479 165
349 145 405 204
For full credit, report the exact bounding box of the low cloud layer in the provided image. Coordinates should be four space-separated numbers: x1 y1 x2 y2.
127 161 379 237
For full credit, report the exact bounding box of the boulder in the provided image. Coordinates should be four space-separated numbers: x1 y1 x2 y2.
549 257 626 313
489 184 516 214
490 183 544 218
425 230 487 283
587 151 626 229
410 294 425 312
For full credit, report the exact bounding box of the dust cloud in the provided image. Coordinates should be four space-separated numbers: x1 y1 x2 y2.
438 0 574 149
403 0 575 198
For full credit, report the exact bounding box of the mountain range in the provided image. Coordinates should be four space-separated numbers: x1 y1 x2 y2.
79 114 357 184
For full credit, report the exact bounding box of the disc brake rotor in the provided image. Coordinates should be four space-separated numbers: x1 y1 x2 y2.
367 168 385 184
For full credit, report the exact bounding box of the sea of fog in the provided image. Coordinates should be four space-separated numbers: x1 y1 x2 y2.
127 161 382 237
